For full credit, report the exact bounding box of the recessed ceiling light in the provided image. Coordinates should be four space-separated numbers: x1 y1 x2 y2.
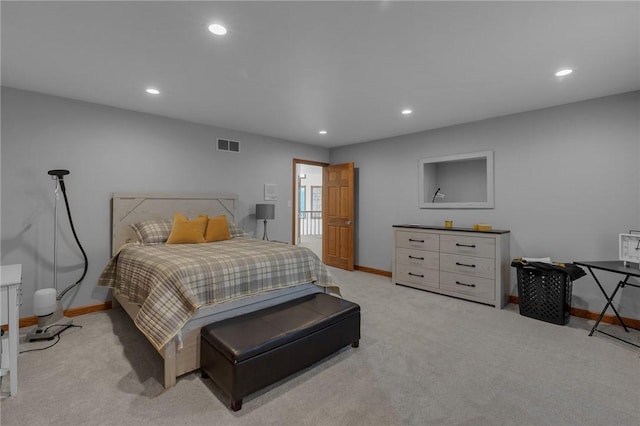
208 23 227 36
318 130 327 135
402 109 413 115
555 69 573 77
145 88 160 95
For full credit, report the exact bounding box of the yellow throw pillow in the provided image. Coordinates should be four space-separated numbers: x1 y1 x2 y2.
166 212 207 244
205 215 232 242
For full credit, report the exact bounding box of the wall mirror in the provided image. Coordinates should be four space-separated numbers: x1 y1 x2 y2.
419 150 494 209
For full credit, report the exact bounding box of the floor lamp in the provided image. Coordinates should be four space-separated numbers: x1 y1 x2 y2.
256 204 275 240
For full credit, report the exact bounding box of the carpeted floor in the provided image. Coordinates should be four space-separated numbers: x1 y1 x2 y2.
1 267 639 425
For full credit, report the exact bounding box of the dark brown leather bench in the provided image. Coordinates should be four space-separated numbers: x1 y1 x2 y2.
200 293 360 411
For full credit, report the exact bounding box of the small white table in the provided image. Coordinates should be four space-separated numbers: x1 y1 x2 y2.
1 264 21 397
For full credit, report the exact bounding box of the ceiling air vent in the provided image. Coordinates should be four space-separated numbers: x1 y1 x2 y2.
217 138 240 153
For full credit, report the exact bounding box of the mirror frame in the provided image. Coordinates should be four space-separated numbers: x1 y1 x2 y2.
419 150 494 209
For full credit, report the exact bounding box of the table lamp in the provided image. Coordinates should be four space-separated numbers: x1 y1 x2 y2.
256 204 275 240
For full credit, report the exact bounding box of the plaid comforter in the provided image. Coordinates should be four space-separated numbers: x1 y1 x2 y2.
98 237 338 350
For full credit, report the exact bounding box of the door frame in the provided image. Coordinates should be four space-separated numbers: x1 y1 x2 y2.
291 158 329 245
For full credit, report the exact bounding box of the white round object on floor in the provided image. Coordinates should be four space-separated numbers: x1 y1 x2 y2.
34 288 57 316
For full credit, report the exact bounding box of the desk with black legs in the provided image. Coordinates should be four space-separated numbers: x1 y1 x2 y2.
573 261 640 348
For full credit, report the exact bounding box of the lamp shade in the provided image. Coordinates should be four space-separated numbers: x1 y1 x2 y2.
256 204 275 220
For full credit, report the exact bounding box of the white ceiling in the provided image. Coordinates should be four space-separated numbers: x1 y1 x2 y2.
2 1 638 148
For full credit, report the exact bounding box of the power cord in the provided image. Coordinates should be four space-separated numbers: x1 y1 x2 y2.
19 324 83 354
56 176 88 301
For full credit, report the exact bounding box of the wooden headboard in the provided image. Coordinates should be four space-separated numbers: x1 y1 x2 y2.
111 192 238 256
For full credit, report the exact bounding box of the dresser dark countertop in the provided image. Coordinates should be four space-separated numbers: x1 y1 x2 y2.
393 224 510 234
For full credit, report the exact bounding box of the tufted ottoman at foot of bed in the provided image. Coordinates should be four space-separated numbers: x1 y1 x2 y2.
200 293 361 411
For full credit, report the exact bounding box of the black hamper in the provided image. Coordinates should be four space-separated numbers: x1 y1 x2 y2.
511 260 586 325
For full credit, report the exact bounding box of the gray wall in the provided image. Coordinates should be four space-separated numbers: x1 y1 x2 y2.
331 91 640 318
3 87 639 320
1 87 329 316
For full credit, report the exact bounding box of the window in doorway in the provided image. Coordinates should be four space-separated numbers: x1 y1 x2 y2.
299 186 306 218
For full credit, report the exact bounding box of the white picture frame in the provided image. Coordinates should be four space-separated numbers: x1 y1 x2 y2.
619 232 640 265
264 183 277 200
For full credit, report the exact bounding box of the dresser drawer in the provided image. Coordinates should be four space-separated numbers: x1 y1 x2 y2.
440 253 495 279
440 272 495 301
440 234 495 259
395 264 439 290
395 247 439 269
396 231 439 251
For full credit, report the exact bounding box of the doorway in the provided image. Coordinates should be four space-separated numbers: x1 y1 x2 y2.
292 159 327 258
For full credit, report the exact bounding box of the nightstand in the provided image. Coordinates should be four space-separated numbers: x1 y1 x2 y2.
1 264 21 398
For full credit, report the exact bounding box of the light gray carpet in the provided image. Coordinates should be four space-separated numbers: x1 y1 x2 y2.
1 267 639 425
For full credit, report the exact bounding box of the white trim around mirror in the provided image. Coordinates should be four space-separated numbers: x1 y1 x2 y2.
419 150 494 209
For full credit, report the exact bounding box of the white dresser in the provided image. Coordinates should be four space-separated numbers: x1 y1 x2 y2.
392 225 510 308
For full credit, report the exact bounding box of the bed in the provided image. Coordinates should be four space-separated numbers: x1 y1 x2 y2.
98 193 339 389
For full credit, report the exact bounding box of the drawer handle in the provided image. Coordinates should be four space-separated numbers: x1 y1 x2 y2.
408 255 424 260
456 243 476 248
455 281 476 288
408 272 425 278
409 238 425 243
455 262 476 268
